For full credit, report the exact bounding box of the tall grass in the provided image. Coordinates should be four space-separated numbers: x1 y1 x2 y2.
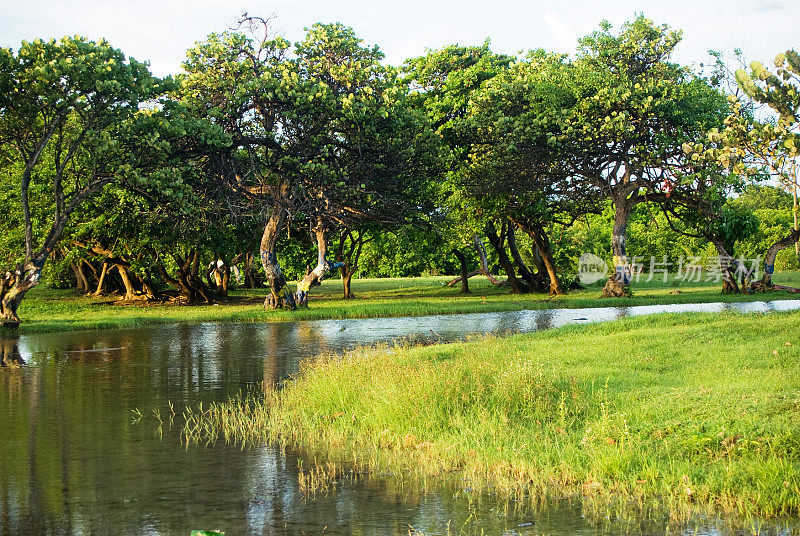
183 311 800 524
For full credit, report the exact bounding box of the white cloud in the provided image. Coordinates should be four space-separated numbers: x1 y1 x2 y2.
542 11 575 50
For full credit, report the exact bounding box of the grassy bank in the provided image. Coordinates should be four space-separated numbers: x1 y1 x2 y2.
9 272 800 334
184 311 800 522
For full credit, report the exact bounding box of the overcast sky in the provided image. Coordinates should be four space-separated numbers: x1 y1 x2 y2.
1 0 797 76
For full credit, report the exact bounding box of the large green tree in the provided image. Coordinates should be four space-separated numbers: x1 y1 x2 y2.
289 23 437 307
404 42 513 290
180 23 301 308
0 36 204 325
458 51 603 294
183 20 436 309
555 16 727 296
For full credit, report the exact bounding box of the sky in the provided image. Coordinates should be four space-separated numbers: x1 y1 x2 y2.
0 0 798 76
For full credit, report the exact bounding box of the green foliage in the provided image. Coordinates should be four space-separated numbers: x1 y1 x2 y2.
404 42 513 244
0 36 216 265
2 22 793 304
731 185 800 270
358 227 461 278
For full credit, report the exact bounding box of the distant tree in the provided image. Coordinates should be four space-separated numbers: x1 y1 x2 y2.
459 51 603 294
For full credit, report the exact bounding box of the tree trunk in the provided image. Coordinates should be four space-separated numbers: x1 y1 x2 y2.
336 229 365 299
603 192 637 298
156 250 215 304
221 264 230 296
260 203 296 310
506 226 539 292
486 222 528 293
295 219 343 307
93 261 110 297
472 234 504 287
206 259 231 298
116 264 139 301
512 219 565 295
0 260 44 327
340 269 352 299
752 228 800 292
708 240 741 294
135 270 160 300
451 248 470 294
69 260 89 294
243 253 260 289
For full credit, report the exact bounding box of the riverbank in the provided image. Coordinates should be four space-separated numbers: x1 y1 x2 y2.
184 310 800 522
7 272 800 334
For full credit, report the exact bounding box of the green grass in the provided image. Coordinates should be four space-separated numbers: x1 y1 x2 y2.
184 310 800 523
8 271 800 334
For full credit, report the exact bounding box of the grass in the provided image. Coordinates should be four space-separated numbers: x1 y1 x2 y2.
182 310 800 524
8 271 800 334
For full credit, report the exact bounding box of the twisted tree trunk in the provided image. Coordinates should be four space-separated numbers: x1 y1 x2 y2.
1 259 45 327
156 250 215 304
260 202 296 310
603 189 638 298
295 219 343 307
751 228 800 293
116 264 140 301
708 239 741 294
511 219 565 295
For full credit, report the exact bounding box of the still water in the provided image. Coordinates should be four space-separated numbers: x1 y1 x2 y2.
2 300 800 535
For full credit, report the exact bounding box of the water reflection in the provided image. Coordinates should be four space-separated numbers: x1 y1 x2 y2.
0 337 24 367
2 300 800 535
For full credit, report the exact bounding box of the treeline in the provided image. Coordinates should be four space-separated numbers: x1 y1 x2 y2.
1 15 799 324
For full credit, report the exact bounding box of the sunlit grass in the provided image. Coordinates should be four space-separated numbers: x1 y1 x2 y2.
183 310 800 523
9 271 800 334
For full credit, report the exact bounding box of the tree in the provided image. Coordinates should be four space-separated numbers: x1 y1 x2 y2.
181 21 305 309
288 23 438 306
554 16 727 296
404 42 513 289
737 54 800 290
182 21 436 309
0 36 203 325
458 51 603 294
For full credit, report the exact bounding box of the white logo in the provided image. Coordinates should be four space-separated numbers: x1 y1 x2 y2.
578 253 608 285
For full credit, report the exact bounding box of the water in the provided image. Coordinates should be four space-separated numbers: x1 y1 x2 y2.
2 300 800 535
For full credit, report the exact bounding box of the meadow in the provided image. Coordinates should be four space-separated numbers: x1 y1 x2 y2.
9 271 800 334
